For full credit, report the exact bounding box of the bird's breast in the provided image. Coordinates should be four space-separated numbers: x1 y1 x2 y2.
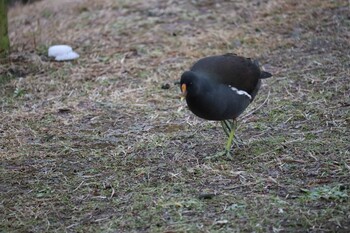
186 85 251 121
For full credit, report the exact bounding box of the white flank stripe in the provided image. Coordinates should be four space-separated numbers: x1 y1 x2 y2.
229 86 252 99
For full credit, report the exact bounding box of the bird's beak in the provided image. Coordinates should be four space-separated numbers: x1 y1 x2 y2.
180 83 187 101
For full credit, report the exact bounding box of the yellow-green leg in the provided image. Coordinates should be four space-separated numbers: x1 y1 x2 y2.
221 121 231 137
225 123 236 153
222 120 244 148
205 120 237 161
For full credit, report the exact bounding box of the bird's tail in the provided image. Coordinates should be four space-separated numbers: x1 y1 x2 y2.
260 71 272 79
253 59 273 79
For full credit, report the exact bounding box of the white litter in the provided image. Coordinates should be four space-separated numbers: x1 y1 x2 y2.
48 45 79 61
55 51 80 61
48 45 72 57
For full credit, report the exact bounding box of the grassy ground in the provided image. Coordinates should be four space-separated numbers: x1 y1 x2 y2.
1 0 349 232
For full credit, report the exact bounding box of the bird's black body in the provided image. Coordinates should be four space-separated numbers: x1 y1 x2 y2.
180 53 272 121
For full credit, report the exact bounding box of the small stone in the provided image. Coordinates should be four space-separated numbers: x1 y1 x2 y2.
198 193 216 199
161 83 170 89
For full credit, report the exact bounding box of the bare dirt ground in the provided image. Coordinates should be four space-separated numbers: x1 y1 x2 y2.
1 0 349 232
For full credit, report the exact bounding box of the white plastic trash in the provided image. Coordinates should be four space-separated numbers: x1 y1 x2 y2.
48 45 79 61
55 51 80 61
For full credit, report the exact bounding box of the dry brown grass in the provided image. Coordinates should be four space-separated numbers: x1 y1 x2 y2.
1 0 349 232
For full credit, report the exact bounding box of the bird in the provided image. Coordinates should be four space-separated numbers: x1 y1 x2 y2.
180 53 272 159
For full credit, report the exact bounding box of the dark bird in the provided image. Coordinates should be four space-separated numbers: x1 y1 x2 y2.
180 53 272 159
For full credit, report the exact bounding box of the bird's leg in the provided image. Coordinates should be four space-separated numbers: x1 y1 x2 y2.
224 120 237 152
222 120 244 148
205 120 236 161
221 120 231 137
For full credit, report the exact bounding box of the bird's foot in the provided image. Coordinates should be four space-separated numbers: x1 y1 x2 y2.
204 149 233 161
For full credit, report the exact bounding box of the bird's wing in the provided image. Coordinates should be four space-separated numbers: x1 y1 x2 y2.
190 54 261 94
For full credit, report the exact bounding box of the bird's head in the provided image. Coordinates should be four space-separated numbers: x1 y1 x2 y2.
180 71 202 100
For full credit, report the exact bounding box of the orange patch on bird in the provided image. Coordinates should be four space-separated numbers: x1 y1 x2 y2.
181 83 187 94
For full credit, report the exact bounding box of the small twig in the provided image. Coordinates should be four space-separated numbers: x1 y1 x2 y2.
307 152 318 161
95 217 110 222
110 187 115 198
283 115 294 124
66 223 79 229
344 163 350 171
73 181 84 192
